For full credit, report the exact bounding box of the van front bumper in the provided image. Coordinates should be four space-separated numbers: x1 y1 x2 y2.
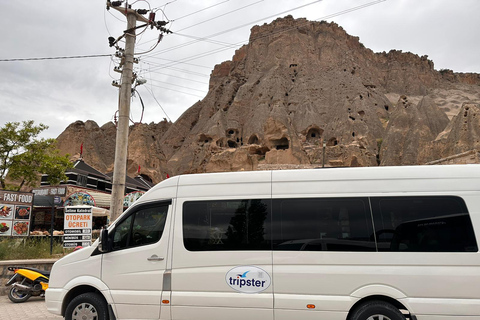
45 287 66 316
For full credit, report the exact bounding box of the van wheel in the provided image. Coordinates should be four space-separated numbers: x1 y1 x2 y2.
350 300 406 320
65 292 108 320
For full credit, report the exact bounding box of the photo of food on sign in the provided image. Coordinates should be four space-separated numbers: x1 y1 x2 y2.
15 206 31 219
0 221 12 236
0 204 14 219
13 221 29 236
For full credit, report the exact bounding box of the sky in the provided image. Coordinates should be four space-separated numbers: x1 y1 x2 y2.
1 0 479 139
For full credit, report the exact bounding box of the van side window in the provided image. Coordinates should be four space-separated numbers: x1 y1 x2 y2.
112 204 169 251
371 196 478 252
272 198 375 251
183 199 271 251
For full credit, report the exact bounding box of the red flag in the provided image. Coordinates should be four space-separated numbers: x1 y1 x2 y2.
80 143 83 156
138 165 141 174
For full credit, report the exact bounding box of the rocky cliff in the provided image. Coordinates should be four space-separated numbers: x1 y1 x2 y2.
56 16 480 184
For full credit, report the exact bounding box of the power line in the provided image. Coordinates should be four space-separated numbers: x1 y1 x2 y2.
145 86 172 122
145 0 324 60
147 83 205 98
146 78 207 93
0 54 112 62
173 0 231 21
139 69 208 85
143 56 212 69
147 0 387 72
141 61 210 77
175 0 265 33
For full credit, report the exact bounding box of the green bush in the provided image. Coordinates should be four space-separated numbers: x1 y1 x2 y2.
0 237 66 260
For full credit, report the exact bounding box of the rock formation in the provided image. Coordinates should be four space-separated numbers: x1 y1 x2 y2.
55 16 480 184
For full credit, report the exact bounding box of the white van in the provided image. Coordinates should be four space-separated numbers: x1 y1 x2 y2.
46 165 480 320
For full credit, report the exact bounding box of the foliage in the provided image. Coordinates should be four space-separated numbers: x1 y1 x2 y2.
439 68 452 75
376 138 383 151
0 237 67 260
0 120 72 190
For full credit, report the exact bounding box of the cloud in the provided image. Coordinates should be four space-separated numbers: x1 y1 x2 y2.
1 0 479 140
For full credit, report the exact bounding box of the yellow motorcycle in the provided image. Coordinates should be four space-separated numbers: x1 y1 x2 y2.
5 266 49 303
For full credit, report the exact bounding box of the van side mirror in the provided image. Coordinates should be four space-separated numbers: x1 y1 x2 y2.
98 228 110 253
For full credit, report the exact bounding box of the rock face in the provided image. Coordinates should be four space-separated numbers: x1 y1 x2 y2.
56 17 480 183
56 120 171 183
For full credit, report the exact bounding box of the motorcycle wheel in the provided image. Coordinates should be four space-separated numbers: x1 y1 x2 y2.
8 286 31 303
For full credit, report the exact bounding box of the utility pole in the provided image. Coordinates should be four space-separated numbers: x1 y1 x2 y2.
110 11 136 222
108 3 149 222
107 2 170 222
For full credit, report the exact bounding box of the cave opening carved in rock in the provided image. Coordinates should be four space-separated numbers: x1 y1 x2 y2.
248 134 260 145
271 137 290 150
227 140 238 148
306 127 324 143
327 137 338 146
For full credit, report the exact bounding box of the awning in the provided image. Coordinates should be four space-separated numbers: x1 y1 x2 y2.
64 191 111 208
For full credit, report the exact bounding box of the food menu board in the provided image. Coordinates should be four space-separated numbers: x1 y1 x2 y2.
0 191 33 237
0 204 32 236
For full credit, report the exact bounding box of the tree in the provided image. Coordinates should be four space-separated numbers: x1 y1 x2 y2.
0 120 72 191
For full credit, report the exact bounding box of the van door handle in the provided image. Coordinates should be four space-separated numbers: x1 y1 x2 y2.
147 255 164 261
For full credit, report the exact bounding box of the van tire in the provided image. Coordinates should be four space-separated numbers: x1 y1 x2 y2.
349 300 406 320
65 292 109 320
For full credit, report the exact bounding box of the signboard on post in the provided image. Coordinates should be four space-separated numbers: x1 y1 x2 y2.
63 206 92 248
0 191 33 237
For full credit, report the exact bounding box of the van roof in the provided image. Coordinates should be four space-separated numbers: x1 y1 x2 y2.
137 164 480 202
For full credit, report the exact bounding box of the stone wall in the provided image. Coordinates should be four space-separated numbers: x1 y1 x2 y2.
0 259 57 296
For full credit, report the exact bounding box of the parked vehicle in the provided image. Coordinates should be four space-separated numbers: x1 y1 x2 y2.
6 266 49 303
46 165 480 320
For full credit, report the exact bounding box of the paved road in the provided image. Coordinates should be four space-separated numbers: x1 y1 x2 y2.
0 295 62 320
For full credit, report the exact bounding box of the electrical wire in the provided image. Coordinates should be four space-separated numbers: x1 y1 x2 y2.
144 86 172 122
107 7 126 22
132 88 145 123
147 83 205 98
147 78 206 93
145 0 324 59
136 0 234 47
173 0 230 21
138 67 208 84
141 61 209 77
147 0 387 72
143 57 211 69
0 54 112 62
175 0 265 33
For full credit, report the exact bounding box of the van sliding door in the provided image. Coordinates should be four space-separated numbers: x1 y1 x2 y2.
172 198 273 320
271 197 375 320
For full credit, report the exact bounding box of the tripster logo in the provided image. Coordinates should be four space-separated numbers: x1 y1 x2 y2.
225 266 271 293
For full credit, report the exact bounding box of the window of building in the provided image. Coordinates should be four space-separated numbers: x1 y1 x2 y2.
76 174 87 187
183 199 271 251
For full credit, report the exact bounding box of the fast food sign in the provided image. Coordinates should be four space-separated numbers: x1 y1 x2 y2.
63 206 92 248
0 191 33 237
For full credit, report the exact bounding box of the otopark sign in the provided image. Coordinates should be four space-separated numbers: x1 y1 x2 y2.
63 206 92 248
